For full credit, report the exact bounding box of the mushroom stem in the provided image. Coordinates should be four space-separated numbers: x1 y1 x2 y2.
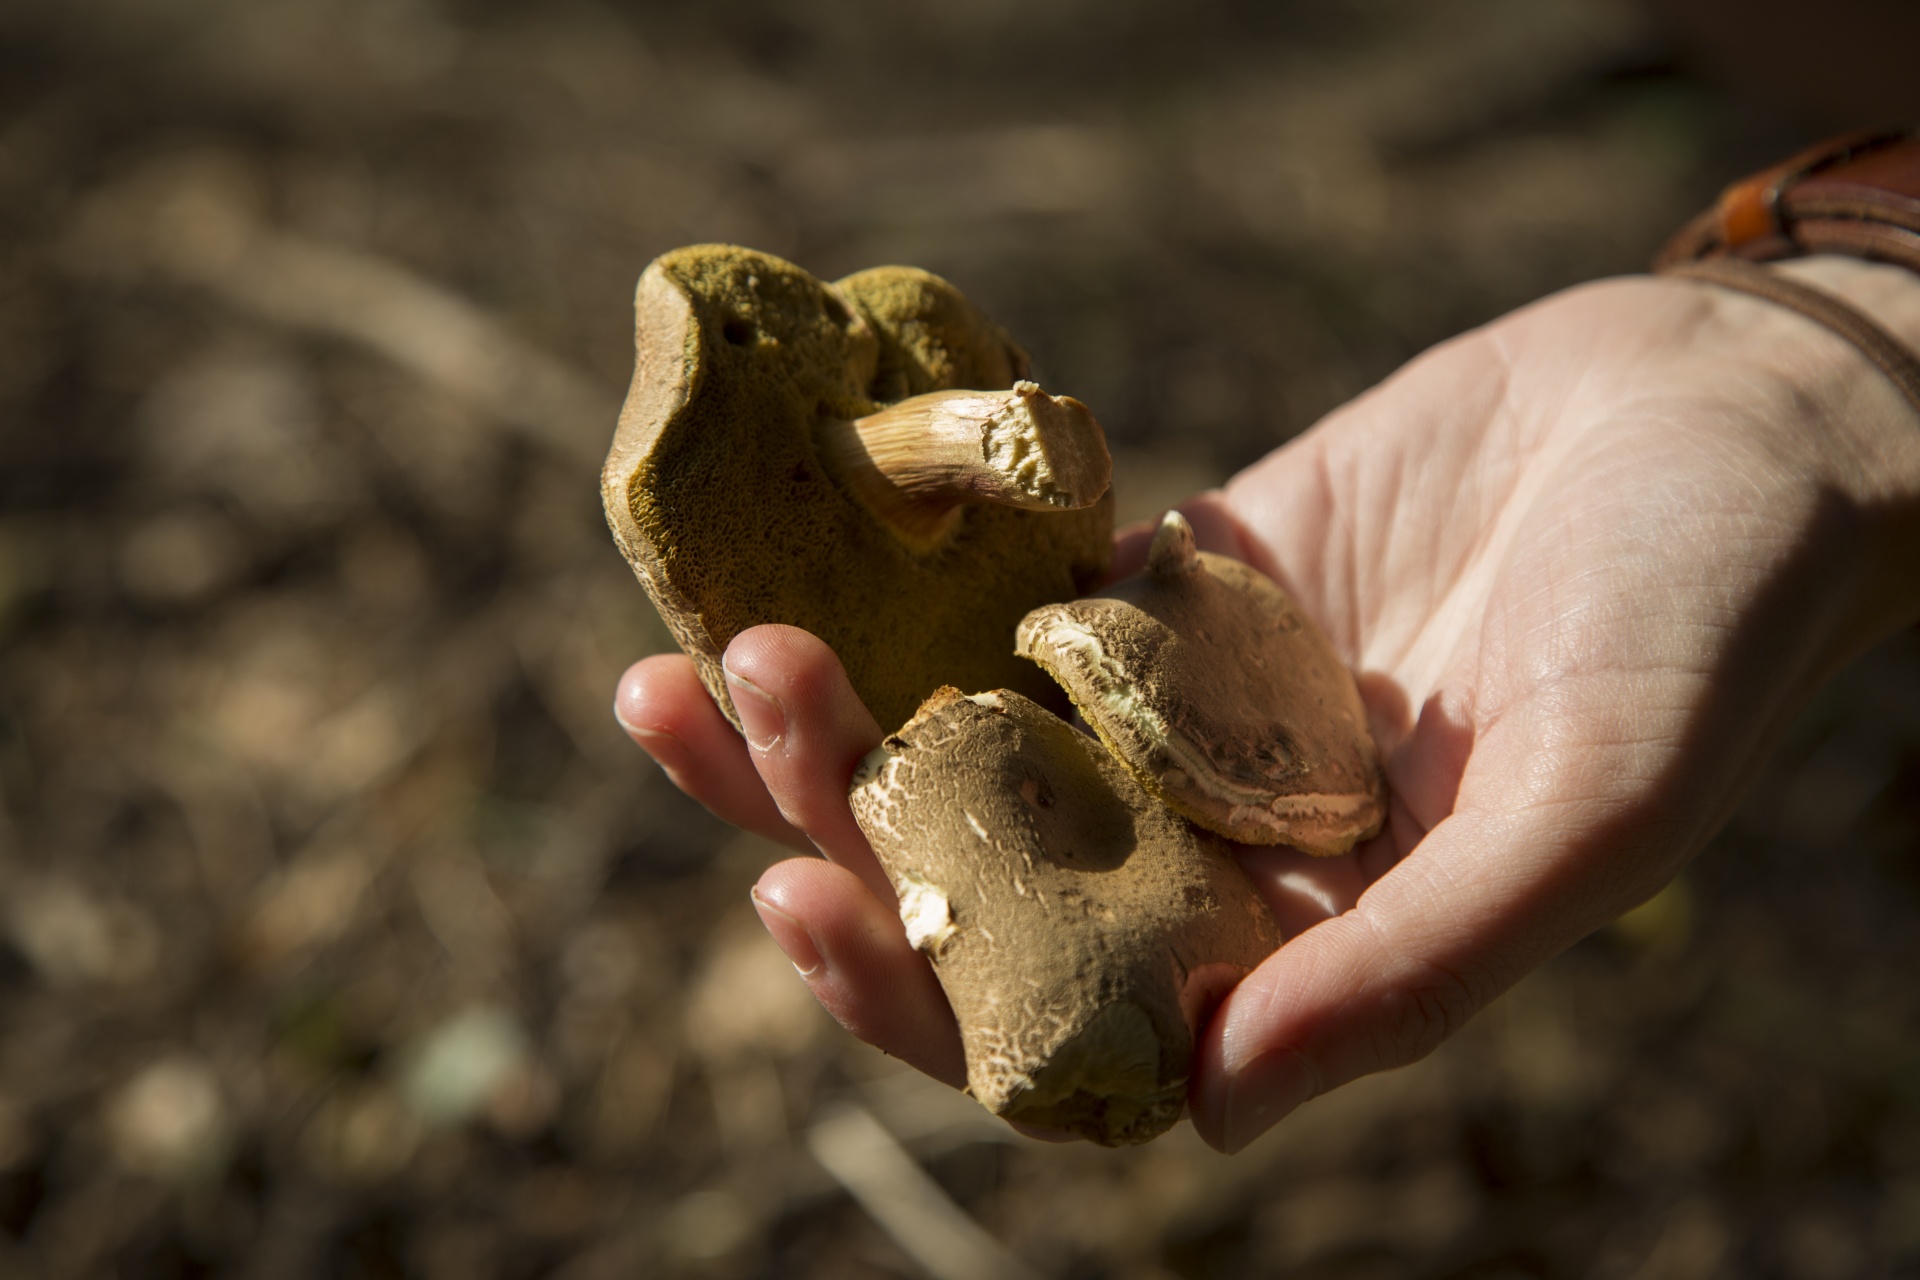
1147 509 1200 577
820 380 1112 548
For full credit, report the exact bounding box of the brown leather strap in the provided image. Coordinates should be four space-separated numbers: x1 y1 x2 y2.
1657 127 1920 424
1656 126 1920 273
1662 258 1920 421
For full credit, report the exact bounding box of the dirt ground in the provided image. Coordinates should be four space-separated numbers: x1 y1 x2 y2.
4 0 1920 1276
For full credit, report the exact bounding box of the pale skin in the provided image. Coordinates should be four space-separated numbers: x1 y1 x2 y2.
616 257 1920 1154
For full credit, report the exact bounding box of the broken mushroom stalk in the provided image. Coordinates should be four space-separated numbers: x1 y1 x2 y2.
850 686 1281 1147
818 380 1111 549
601 244 1114 732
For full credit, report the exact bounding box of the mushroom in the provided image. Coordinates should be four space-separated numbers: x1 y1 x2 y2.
601 244 1113 732
849 685 1282 1147
1016 511 1385 855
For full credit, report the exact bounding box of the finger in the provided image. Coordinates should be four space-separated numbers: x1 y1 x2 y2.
721 625 892 899
1108 491 1252 582
751 856 966 1089
1190 810 1513 1155
1190 740 1679 1154
614 654 811 852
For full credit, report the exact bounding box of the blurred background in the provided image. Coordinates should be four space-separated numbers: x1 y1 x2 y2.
3 0 1920 1276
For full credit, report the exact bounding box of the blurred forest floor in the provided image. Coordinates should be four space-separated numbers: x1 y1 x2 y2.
4 0 1920 1277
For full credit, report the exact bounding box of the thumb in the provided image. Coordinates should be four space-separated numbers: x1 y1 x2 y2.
1189 794 1679 1154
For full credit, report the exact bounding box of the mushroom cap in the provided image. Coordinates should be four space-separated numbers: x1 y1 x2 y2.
601 245 1112 731
850 686 1281 1147
1016 512 1386 855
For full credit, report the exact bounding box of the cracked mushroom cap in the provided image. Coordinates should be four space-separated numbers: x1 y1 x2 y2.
601 245 1112 732
1016 511 1386 855
850 686 1281 1147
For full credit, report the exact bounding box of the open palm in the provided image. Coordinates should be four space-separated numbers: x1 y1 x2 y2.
617 265 1920 1152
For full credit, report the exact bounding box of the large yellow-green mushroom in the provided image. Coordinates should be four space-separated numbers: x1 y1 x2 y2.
601 245 1114 732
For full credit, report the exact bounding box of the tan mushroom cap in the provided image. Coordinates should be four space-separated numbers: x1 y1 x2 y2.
601 245 1112 732
850 686 1281 1147
1016 511 1386 855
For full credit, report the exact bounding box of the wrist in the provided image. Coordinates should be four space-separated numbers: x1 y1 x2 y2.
1650 124 1920 639
1618 262 1920 652
1774 253 1920 629
1775 255 1920 370
1760 257 1920 641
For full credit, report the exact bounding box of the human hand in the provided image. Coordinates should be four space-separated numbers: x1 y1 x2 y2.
615 258 1920 1151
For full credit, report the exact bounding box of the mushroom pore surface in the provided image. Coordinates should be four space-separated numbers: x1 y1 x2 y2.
1016 512 1386 855
601 245 1112 731
849 686 1281 1147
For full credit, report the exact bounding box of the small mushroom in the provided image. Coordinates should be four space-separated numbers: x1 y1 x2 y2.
849 686 1281 1147
601 245 1113 732
1016 511 1386 855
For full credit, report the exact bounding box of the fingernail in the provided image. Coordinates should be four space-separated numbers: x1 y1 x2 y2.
1221 1051 1317 1154
611 683 651 735
724 667 784 753
618 714 689 771
750 887 822 978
